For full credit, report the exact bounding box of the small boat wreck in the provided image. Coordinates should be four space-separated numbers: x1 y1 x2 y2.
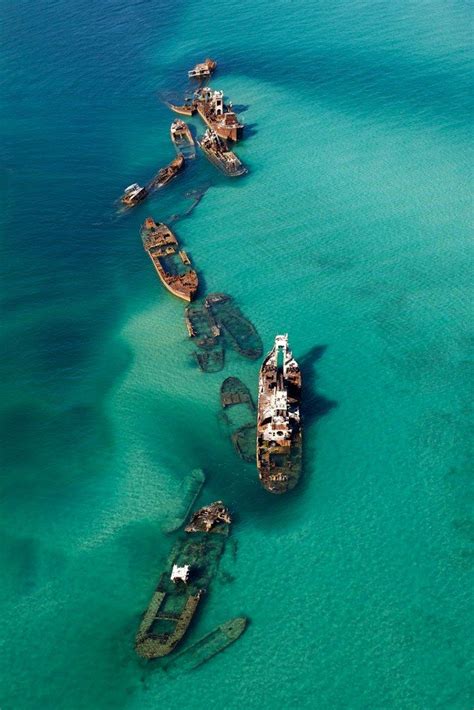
194 87 243 142
205 293 262 359
257 334 302 494
119 155 184 208
135 502 231 659
164 617 248 675
220 377 256 463
141 218 198 302
198 129 247 177
150 153 185 189
120 182 148 208
188 58 217 80
170 120 195 158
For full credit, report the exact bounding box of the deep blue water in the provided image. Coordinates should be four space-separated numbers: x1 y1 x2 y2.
1 1 473 708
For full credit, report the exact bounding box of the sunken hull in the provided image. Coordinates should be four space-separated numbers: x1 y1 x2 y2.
141 218 198 302
205 293 262 359
220 377 256 463
164 617 247 675
196 103 243 142
256 334 302 494
168 102 196 117
135 503 231 659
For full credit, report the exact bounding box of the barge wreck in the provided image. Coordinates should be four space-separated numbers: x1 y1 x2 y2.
256 334 302 494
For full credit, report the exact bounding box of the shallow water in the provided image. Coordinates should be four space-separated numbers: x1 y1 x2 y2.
1 1 472 708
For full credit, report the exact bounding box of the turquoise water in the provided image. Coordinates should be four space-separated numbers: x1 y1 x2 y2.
1 1 473 708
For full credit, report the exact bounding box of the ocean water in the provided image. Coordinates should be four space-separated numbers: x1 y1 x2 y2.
1 1 472 708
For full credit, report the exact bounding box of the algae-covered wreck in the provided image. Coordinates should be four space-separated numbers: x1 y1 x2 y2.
135 502 231 659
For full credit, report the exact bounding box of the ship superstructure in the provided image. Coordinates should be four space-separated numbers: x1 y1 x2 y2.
256 334 302 494
194 87 243 142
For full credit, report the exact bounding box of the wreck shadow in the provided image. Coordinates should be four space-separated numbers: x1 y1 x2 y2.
242 123 258 139
299 345 337 426
232 104 250 113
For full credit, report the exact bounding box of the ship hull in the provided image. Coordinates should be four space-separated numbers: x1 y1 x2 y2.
146 252 197 302
168 102 196 116
256 431 302 494
256 335 302 494
198 144 247 177
142 220 198 302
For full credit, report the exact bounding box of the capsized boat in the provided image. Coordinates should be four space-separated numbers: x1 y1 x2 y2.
194 87 243 142
256 334 302 494
188 58 217 80
120 182 148 207
220 377 256 463
198 129 247 177
150 153 185 188
164 617 247 675
135 502 232 659
141 218 198 302
170 120 195 158
205 293 262 359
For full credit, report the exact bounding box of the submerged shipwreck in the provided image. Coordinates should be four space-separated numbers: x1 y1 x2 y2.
185 300 224 372
198 128 247 177
135 502 231 659
206 293 262 359
220 377 256 463
185 293 262 373
164 616 247 675
256 334 302 494
141 218 198 302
